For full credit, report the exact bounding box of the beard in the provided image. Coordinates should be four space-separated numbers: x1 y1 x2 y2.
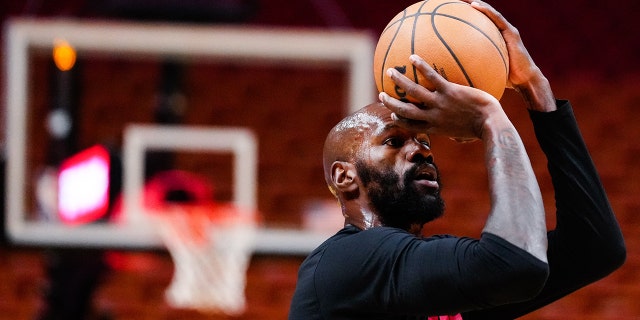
355 160 445 231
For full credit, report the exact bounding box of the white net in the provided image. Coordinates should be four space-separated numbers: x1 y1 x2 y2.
152 203 257 315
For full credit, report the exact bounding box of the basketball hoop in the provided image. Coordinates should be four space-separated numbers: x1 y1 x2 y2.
150 202 257 315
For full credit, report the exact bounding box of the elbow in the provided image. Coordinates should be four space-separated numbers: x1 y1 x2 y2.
595 236 626 277
481 258 550 306
567 230 626 282
474 233 550 305
589 224 627 278
609 231 627 269
598 212 628 272
508 259 550 302
614 242 627 269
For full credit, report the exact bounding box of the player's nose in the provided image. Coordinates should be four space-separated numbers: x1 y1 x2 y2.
406 138 433 164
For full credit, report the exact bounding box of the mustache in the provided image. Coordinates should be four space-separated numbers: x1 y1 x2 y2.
405 162 439 182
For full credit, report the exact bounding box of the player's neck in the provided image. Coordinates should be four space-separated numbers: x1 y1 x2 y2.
343 203 382 231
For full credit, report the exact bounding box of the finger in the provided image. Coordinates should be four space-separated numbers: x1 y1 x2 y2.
378 92 431 121
395 117 433 134
388 107 433 133
467 1 509 32
385 67 434 103
408 54 447 91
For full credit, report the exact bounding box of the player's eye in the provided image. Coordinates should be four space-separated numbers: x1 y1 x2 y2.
383 137 403 147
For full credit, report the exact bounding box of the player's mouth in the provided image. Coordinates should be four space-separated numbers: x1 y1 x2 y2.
412 165 439 190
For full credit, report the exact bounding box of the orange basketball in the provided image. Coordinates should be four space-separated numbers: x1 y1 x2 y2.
373 0 509 102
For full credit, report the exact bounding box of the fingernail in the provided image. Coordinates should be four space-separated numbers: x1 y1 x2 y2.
409 54 419 62
378 92 387 101
386 68 394 77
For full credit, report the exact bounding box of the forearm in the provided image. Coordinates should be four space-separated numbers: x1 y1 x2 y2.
532 102 625 269
480 112 548 262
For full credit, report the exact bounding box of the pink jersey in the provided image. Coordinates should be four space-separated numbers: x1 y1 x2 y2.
428 314 463 320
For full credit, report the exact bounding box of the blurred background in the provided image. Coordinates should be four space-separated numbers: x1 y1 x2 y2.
1 0 639 319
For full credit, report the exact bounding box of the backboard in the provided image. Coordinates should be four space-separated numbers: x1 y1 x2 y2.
3 18 376 254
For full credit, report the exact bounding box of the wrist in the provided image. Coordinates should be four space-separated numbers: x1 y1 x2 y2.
479 106 511 141
513 71 556 112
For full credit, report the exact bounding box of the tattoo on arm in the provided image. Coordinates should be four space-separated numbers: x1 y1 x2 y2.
488 127 528 182
484 124 547 262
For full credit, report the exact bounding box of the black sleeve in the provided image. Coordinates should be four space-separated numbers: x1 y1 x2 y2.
463 100 626 319
311 229 548 318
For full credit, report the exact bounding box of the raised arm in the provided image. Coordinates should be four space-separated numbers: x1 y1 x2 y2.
470 0 625 281
379 55 548 263
458 1 626 318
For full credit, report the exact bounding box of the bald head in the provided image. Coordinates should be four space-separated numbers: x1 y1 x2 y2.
323 102 391 195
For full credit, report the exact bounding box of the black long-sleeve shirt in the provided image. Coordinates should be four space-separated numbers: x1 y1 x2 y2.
288 100 626 319
464 100 626 319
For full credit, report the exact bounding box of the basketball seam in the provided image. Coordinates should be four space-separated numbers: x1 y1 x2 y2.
381 1 508 90
431 2 474 86
432 5 508 81
380 9 409 93
410 1 430 84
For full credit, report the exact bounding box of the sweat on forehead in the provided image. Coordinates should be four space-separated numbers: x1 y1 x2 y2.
334 112 384 133
333 103 390 134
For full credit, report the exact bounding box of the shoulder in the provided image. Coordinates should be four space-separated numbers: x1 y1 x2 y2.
323 225 423 247
310 226 459 266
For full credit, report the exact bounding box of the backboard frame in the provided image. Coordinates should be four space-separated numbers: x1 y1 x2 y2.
3 18 375 254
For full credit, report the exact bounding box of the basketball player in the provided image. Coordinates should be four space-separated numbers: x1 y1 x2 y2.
288 0 626 319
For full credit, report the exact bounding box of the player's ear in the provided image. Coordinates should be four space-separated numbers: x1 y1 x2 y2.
331 161 359 193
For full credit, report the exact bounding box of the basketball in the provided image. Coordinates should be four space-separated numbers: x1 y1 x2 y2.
373 0 509 102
